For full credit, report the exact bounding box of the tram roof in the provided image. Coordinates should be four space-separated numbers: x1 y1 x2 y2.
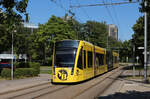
82 40 106 51
56 39 79 42
56 40 106 50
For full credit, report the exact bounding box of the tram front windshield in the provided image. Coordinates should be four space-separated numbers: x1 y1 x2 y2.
55 49 77 67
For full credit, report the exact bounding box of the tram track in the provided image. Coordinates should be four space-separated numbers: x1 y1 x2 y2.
8 85 70 99
36 67 123 99
7 84 56 99
0 67 123 99
72 67 123 99
0 82 67 99
32 85 70 99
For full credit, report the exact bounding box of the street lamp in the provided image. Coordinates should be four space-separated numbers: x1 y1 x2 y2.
11 30 16 80
144 0 148 83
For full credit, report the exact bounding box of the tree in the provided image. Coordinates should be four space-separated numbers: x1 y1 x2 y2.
0 24 10 53
130 0 150 65
83 21 108 48
132 16 150 65
14 25 38 56
0 0 29 53
129 0 150 13
139 0 150 13
0 0 28 24
119 40 133 62
80 21 122 49
34 15 76 63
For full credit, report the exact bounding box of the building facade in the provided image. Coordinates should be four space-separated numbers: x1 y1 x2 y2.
108 24 118 40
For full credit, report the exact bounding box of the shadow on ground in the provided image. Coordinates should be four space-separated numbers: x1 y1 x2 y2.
119 65 150 84
122 65 144 70
97 91 150 99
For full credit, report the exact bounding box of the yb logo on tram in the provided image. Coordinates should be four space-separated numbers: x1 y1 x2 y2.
57 70 68 80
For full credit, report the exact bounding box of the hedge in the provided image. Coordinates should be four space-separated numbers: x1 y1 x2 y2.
1 68 11 78
29 62 40 75
14 68 37 78
1 62 40 79
14 62 40 73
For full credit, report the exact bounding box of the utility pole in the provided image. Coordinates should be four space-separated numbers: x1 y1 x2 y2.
132 38 135 77
11 31 14 80
144 0 148 83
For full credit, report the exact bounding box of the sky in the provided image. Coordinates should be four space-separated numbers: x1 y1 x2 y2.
26 0 143 41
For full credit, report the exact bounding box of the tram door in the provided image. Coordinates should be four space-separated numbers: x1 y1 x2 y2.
94 47 96 76
76 47 84 81
83 46 87 79
94 54 99 76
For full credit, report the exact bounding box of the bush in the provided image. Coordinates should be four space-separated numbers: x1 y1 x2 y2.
14 68 36 78
0 68 2 74
1 68 11 78
29 62 40 75
14 62 19 68
1 62 41 79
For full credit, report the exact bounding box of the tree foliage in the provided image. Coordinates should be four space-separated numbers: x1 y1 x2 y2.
125 0 150 64
84 21 108 48
0 0 28 25
129 0 150 13
139 0 150 13
32 15 76 62
0 0 29 53
132 16 150 65
0 10 122 63
119 40 133 62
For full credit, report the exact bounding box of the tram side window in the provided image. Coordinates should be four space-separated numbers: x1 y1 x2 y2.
96 53 104 66
84 50 86 69
113 56 118 63
114 56 117 63
88 51 93 68
113 56 115 63
77 49 83 69
100 54 104 65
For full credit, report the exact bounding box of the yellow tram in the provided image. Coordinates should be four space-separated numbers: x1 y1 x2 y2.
52 40 119 83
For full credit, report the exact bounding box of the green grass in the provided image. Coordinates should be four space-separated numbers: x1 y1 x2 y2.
126 76 144 79
40 70 52 74
0 76 5 80
125 76 150 82
40 66 51 68
40 66 52 74
119 63 132 66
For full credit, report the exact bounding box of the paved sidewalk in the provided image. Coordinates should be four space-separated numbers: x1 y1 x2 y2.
99 78 150 99
99 67 150 99
119 79 150 92
0 74 51 95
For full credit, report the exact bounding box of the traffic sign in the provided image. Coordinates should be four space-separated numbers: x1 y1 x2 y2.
143 52 150 54
138 47 144 49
